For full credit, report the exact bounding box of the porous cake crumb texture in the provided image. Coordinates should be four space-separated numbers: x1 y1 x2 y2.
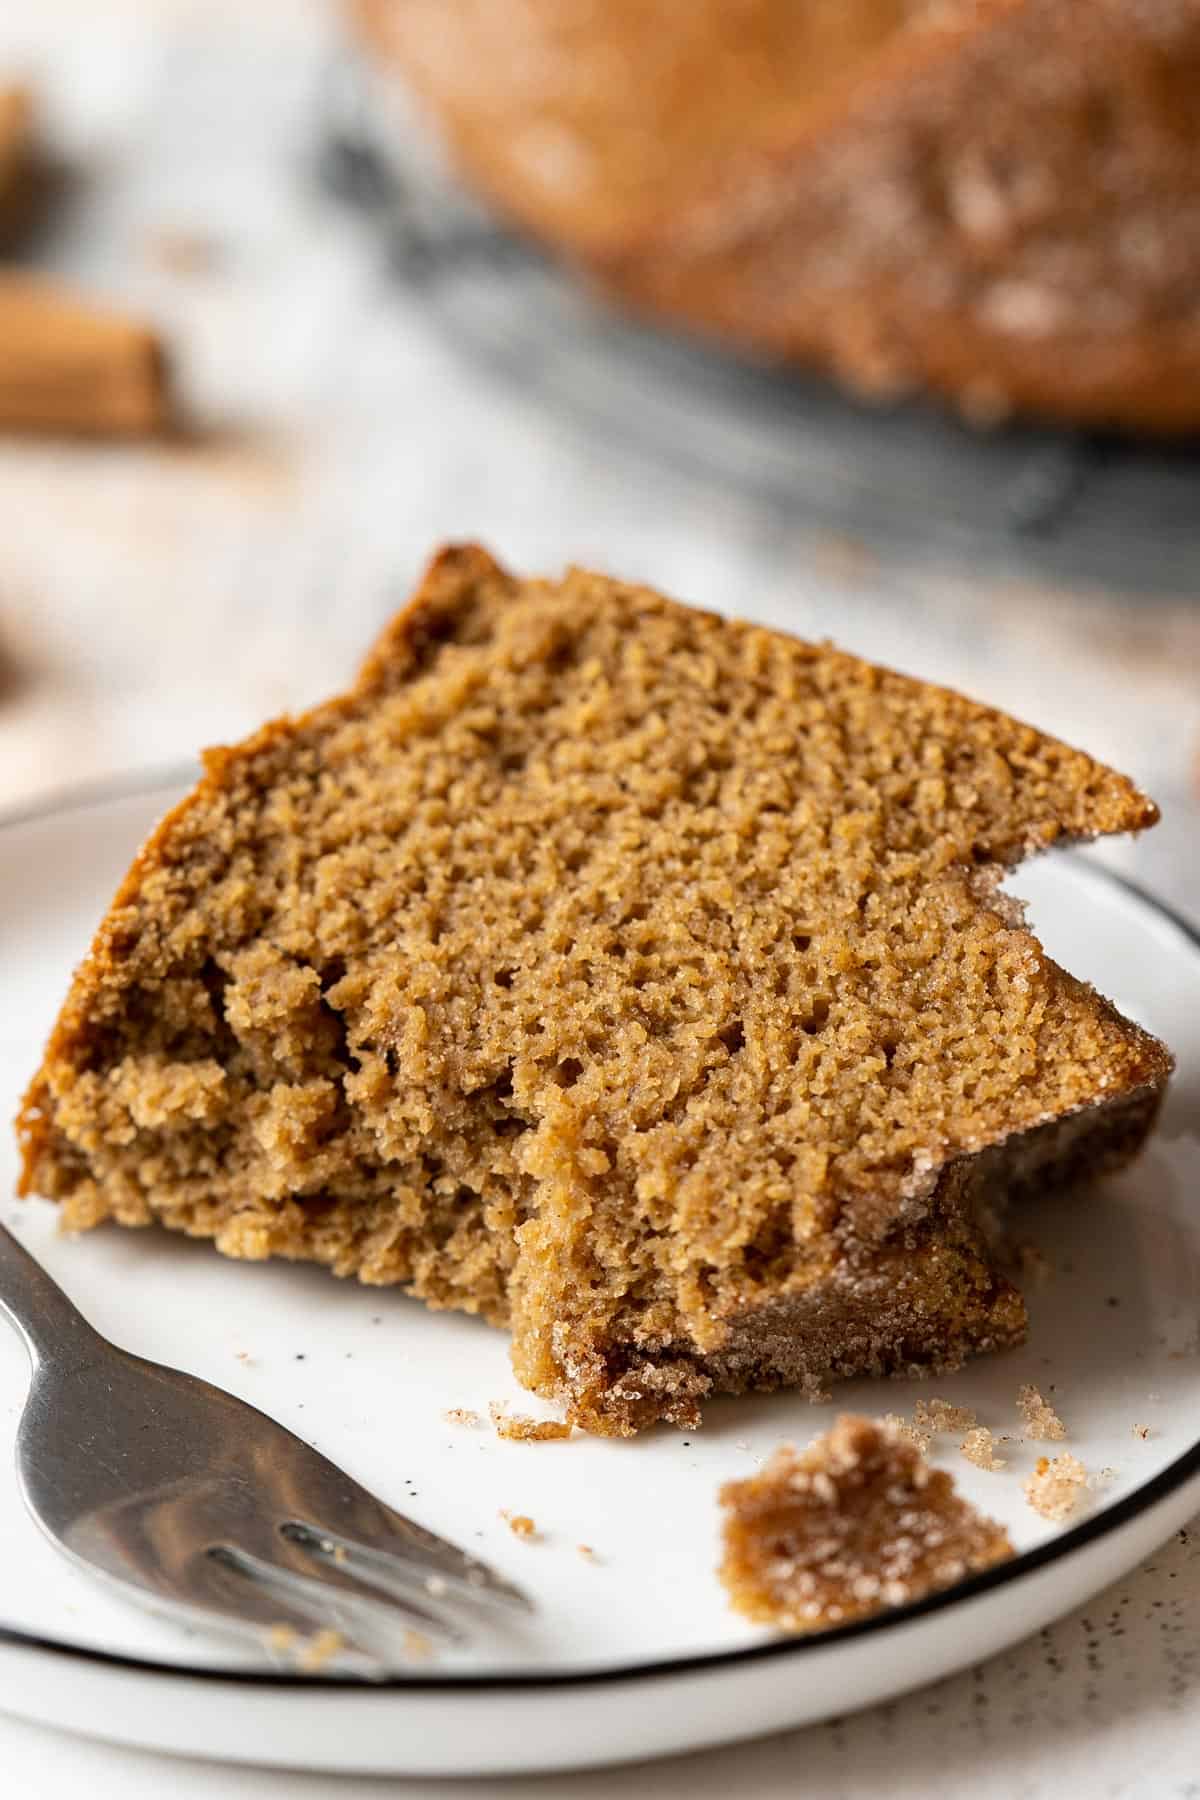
1018 1384 1067 1441
915 1397 977 1435
1025 1452 1088 1521
961 1425 1006 1471
18 545 1170 1434
719 1413 1013 1631
881 1410 930 1453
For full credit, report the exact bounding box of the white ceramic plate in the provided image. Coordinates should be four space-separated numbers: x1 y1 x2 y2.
1 775 1198 1776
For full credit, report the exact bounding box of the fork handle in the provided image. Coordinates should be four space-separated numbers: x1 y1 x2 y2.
0 1222 103 1370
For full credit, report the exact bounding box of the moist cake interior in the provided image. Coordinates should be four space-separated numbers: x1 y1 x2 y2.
19 545 1170 1433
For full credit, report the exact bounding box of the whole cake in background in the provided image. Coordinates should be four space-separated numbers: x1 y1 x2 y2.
352 0 1200 434
19 545 1171 1434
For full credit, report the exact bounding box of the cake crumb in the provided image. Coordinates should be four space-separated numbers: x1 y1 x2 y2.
719 1414 1013 1633
490 1402 572 1442
881 1411 931 1454
1025 1453 1088 1521
501 1510 538 1540
444 1408 481 1428
915 1397 977 1436
296 1628 344 1672
961 1426 1006 1471
1017 1383 1067 1440
577 1543 597 1560
1132 1423 1152 1440
885 1397 976 1455
403 1629 434 1661
266 1624 296 1652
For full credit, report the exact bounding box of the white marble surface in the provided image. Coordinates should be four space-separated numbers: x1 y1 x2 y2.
0 3 1198 1793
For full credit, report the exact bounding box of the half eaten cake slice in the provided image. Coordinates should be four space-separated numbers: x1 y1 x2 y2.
18 545 1171 1434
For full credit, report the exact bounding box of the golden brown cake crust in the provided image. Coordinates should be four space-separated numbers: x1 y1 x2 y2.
719 1414 1014 1630
18 544 1171 1435
351 0 927 255
356 0 1200 433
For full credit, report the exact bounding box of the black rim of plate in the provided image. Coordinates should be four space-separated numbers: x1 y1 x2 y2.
1 766 1197 1694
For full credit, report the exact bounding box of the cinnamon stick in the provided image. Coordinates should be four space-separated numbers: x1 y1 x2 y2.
0 276 168 436
0 85 36 243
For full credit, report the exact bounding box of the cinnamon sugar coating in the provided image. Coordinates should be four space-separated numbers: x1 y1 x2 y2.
1025 1452 1088 1521
961 1426 1006 1470
1017 1383 1067 1441
18 545 1169 1433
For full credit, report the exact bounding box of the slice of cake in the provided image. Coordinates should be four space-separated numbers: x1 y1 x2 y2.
18 545 1170 1434
719 1414 1014 1631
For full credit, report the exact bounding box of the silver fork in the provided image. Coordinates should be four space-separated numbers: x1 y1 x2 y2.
0 1222 531 1672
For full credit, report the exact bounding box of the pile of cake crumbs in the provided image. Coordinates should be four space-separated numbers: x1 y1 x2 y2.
880 1382 1081 1489
444 1407 481 1428
1017 1384 1067 1440
1024 1454 1088 1522
716 1368 1126 1626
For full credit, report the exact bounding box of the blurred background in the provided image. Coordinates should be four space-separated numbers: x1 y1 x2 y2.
0 0 1196 915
